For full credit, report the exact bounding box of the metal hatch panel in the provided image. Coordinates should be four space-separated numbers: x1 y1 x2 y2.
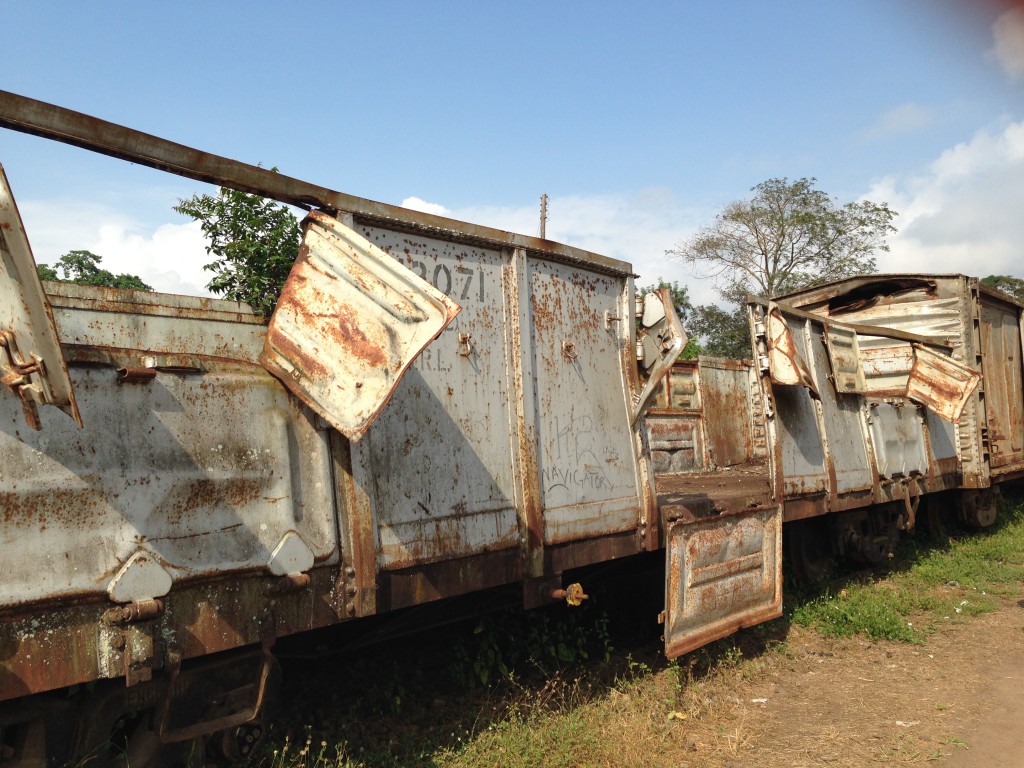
906 343 982 423
633 287 687 422
823 323 867 394
0 164 81 429
664 505 782 659
261 210 460 441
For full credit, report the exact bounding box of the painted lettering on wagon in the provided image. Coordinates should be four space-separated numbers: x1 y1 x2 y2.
408 260 486 303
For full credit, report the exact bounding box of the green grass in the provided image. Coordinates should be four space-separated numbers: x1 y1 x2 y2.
790 493 1024 641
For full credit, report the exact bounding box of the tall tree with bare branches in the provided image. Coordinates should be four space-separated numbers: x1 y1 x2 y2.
668 177 897 357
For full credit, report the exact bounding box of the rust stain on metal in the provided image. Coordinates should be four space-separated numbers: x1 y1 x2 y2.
765 307 818 395
334 308 387 368
906 344 982 422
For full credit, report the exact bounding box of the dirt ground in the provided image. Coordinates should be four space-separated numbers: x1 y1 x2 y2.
676 598 1024 768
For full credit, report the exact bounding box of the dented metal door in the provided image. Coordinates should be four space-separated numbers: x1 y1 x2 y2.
664 505 782 658
979 300 1024 468
0 164 80 429
261 211 460 441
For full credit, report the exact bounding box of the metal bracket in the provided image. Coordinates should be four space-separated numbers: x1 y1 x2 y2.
0 329 44 429
157 645 275 745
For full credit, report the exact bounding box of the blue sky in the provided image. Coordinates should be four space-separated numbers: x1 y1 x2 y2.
2 1 1023 305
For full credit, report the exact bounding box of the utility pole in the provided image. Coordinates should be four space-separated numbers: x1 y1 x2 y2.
539 194 548 239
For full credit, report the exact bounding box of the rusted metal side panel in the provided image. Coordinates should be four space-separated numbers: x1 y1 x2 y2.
906 344 982 422
979 298 1024 469
1 569 341 702
0 286 342 700
0 165 80 429
528 259 641 546
664 504 782 659
767 315 828 497
779 274 989 488
261 211 460 442
648 416 703 473
803 321 873 495
46 283 267 363
347 226 521 571
823 324 867 393
698 357 757 468
645 361 705 474
0 359 338 608
867 402 928 478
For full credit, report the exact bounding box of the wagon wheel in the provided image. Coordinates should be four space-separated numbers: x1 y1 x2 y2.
785 515 833 583
957 488 999 529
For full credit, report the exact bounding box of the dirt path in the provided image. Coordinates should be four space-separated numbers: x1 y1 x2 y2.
681 599 1024 767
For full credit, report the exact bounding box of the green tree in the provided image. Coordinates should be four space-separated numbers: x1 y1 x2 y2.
669 177 897 356
174 184 300 317
685 302 750 359
981 275 1024 302
637 278 700 359
37 250 152 290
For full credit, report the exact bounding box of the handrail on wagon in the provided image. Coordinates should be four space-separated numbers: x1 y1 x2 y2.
0 90 630 275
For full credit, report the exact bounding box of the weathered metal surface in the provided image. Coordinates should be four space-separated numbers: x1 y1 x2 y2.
759 280 994 510
664 504 782 659
823 324 867 393
979 298 1024 468
765 307 818 394
803 322 873 495
0 568 340 702
528 258 642 546
49 281 267 363
906 344 982 422
262 211 460 442
0 165 80 429
775 275 990 487
348 226 522 571
644 361 703 473
648 417 702 473
698 357 759 468
0 289 339 610
867 402 928 478
646 357 767 476
633 289 688 422
656 464 772 521
765 314 829 497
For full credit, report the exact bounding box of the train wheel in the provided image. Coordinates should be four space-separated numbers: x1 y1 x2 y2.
957 488 999 529
785 516 833 583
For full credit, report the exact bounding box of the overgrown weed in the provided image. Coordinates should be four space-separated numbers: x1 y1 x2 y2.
790 492 1024 641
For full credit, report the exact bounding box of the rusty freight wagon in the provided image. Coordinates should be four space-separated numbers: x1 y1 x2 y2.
748 275 1021 575
0 92 789 764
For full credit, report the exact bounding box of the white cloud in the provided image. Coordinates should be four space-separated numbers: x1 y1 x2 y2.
990 7 1024 81
401 189 717 304
18 198 214 296
400 196 451 216
863 103 933 140
868 118 1024 278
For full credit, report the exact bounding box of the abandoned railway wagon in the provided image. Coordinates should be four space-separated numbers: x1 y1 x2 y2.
747 276 1023 575
0 91 708 764
0 90 1016 765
